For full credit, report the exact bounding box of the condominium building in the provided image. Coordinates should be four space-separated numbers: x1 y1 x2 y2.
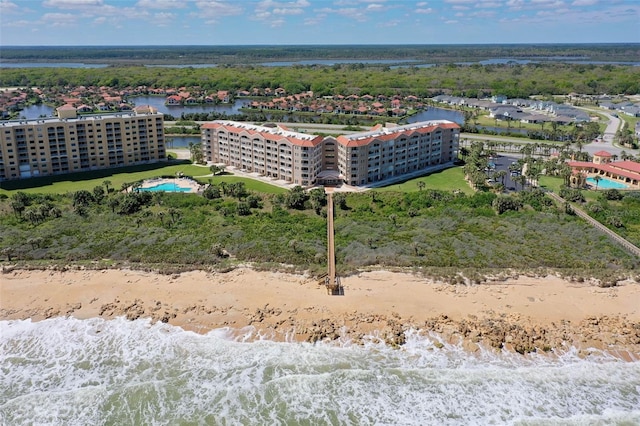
201 121 325 187
0 105 166 181
202 120 459 187
336 121 460 186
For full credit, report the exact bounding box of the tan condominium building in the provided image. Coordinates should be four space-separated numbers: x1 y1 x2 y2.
202 120 460 187
0 105 166 181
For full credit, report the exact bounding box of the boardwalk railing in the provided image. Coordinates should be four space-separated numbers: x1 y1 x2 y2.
325 192 343 295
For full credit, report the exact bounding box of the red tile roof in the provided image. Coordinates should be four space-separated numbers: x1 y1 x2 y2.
593 150 612 157
569 160 640 181
336 121 459 148
202 121 324 147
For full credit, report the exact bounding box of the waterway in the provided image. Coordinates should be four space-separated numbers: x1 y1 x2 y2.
408 108 463 125
16 97 252 120
126 96 251 116
2 58 639 68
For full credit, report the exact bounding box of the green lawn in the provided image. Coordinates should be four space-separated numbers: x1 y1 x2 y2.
0 161 284 195
194 175 288 194
377 166 475 194
538 175 600 203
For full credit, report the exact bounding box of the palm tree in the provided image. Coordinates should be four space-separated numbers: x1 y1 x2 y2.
593 175 602 191
417 181 425 191
168 208 181 225
102 180 112 193
219 181 228 196
494 170 507 185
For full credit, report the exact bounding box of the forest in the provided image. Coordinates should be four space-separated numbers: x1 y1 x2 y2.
2 44 638 64
1 62 639 98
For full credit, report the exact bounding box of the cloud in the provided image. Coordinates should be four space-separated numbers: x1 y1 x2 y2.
3 19 31 27
153 12 176 26
415 7 434 13
530 0 566 6
42 12 78 26
194 0 243 22
571 0 598 5
379 19 400 27
304 12 327 25
506 0 525 8
43 0 103 8
478 1 502 7
253 0 311 22
136 0 187 9
0 0 20 14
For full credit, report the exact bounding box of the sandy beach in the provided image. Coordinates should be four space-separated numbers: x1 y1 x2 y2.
2 267 639 356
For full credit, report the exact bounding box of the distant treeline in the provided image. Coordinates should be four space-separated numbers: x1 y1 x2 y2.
1 44 639 64
1 63 638 98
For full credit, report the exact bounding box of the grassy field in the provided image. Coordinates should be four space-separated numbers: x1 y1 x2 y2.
195 175 288 194
376 167 474 194
538 176 601 203
0 161 286 195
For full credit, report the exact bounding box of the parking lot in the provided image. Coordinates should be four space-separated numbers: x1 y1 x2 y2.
487 154 522 192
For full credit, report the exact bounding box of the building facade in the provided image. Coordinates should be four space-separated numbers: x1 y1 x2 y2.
201 121 325 187
0 105 166 180
336 121 459 186
202 120 460 187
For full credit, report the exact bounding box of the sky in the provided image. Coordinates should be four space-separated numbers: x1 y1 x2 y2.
0 0 639 46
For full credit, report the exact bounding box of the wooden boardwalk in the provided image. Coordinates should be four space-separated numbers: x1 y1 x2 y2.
546 192 640 258
325 192 343 295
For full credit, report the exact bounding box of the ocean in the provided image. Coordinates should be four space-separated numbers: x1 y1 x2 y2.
1 317 639 425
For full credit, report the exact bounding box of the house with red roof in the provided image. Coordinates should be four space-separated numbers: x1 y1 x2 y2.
568 150 640 188
165 95 182 105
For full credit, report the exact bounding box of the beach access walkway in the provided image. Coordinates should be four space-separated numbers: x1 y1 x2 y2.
325 191 343 295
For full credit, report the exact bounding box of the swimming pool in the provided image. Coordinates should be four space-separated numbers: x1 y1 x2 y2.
138 182 193 192
586 176 629 190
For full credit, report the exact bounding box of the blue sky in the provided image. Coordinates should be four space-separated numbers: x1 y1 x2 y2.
1 0 638 46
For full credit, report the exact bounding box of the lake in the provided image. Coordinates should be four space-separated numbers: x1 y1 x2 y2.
126 96 251 116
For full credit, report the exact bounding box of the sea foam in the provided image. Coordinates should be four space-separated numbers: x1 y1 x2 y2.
1 317 639 425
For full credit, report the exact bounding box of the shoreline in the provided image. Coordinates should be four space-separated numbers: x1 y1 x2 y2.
2 267 639 358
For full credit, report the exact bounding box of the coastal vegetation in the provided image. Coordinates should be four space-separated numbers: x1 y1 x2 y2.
1 182 637 281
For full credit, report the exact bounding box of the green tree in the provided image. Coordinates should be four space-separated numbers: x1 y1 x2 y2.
93 185 105 204
286 186 308 209
236 202 251 216
334 192 348 210
593 175 602 191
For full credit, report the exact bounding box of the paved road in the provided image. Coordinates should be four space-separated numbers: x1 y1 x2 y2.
462 108 638 158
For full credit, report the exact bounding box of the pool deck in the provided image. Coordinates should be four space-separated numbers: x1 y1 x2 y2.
138 178 203 193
